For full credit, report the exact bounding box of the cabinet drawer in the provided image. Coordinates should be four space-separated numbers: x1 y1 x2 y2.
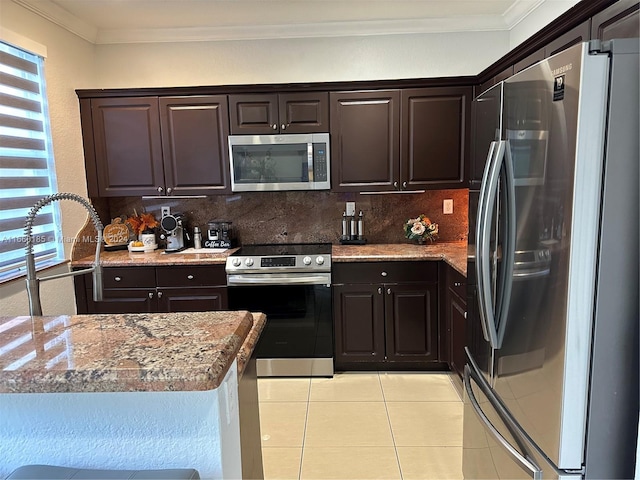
101 267 156 289
448 267 467 300
333 261 438 284
156 265 226 287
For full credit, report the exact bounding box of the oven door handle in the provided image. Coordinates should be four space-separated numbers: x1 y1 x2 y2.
227 273 331 286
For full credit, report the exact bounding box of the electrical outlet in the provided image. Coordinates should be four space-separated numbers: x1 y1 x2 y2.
161 206 170 218
346 202 356 216
443 199 454 214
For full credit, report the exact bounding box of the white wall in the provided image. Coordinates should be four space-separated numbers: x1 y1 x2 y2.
93 31 509 88
510 0 581 49
0 0 96 316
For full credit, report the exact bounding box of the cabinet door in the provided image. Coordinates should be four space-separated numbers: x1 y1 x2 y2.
157 287 228 312
384 282 439 363
591 0 639 41
544 20 591 58
401 87 471 189
448 291 467 377
86 289 156 314
333 284 386 366
159 96 231 195
229 94 279 134
91 97 164 196
330 90 400 192
279 92 329 133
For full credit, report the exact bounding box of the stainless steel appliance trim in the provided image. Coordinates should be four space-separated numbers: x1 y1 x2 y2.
464 365 543 480
307 142 314 182
228 133 330 192
227 272 331 286
256 358 334 377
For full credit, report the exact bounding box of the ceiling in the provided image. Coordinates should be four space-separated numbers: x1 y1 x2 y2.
13 0 558 44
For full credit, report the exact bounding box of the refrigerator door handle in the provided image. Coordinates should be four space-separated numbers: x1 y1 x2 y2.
495 140 516 347
476 140 505 348
464 365 543 480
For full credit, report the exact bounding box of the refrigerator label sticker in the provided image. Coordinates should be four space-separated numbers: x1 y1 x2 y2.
553 75 565 101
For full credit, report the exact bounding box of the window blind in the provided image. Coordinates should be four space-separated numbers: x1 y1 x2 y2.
0 41 62 282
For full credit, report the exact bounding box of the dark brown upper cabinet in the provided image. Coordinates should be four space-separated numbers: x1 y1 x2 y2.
228 92 329 135
330 90 400 192
544 20 591 58
159 96 231 196
330 87 470 193
401 87 471 190
81 95 230 197
591 0 639 41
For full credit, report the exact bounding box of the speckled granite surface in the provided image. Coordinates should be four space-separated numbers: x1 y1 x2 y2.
71 248 238 267
237 313 266 379
333 242 467 276
72 243 467 275
0 310 255 393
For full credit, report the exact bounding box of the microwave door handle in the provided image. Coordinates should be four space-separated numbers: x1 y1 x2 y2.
464 366 543 480
307 142 314 182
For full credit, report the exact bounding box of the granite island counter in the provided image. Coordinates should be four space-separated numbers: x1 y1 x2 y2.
0 310 266 479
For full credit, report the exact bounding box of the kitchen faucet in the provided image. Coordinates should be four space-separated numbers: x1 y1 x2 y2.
24 193 104 316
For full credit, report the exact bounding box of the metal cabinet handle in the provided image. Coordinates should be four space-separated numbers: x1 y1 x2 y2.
166 187 172 194
378 287 383 294
148 292 154 299
402 181 407 189
157 186 163 193
157 291 163 298
454 282 463 287
281 124 286 130
187 274 194 280
114 276 121 282
272 124 277 130
387 288 392 295
381 271 388 277
393 181 398 189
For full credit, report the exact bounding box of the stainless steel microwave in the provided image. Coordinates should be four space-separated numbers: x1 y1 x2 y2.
228 133 330 192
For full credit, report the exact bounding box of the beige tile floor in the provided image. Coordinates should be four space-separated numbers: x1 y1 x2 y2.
258 372 463 480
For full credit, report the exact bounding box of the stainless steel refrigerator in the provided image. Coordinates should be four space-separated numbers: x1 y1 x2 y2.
463 39 639 479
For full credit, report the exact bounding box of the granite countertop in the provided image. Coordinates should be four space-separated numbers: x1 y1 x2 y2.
0 310 259 394
73 242 467 275
71 247 238 267
238 312 266 379
333 242 467 276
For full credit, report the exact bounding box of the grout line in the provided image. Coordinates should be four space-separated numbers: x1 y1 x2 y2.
379 371 405 480
297 377 312 480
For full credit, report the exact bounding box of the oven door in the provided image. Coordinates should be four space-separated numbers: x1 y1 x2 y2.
227 274 333 377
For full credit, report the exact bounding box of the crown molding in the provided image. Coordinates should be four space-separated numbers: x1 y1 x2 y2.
13 0 549 45
13 0 98 43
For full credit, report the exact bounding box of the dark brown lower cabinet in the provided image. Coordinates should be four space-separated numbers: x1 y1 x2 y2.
443 263 467 379
75 265 228 314
333 261 442 370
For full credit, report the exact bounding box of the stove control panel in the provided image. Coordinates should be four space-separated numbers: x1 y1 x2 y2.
226 254 331 274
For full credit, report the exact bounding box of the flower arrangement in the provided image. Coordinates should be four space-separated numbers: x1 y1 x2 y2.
125 211 159 236
404 214 438 243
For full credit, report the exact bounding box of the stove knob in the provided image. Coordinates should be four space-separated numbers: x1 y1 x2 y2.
245 258 254 267
231 258 241 267
315 256 325 265
303 256 312 265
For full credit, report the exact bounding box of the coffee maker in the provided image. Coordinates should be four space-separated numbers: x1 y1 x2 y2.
160 213 188 252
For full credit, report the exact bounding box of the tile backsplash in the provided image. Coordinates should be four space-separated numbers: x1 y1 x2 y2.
102 189 468 246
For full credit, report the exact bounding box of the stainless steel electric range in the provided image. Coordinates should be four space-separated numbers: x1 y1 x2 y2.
226 243 333 377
